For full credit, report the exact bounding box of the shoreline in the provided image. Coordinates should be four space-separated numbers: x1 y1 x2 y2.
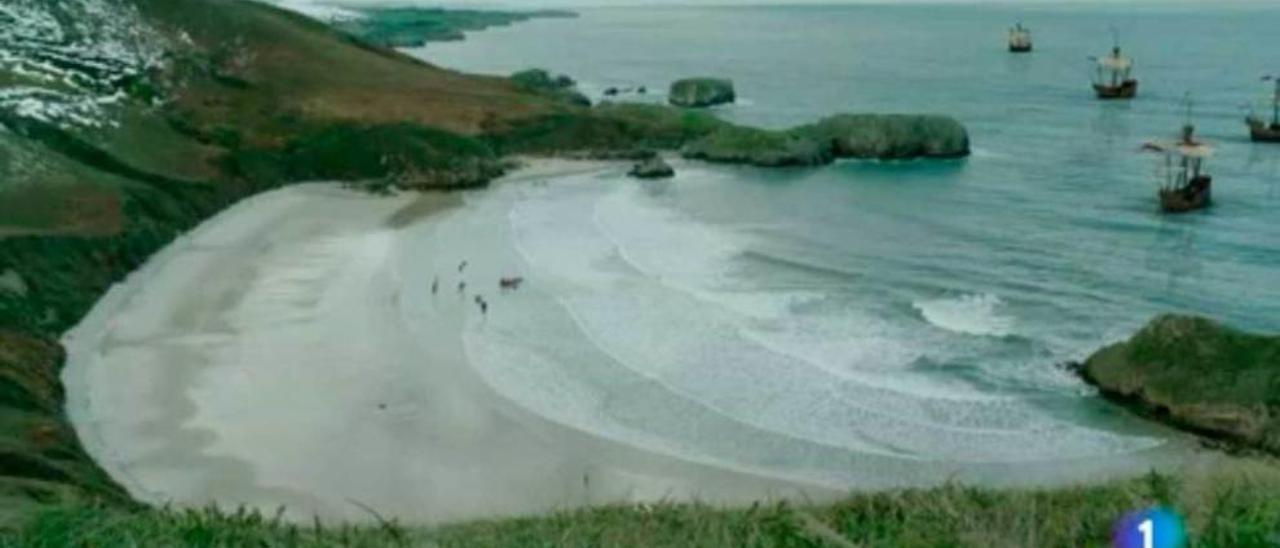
60 159 1218 525
61 161 836 525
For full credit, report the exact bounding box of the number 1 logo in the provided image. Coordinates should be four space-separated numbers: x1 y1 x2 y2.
1138 518 1153 548
1112 507 1185 548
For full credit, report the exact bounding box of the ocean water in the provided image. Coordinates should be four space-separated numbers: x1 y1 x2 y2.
401 4 1280 483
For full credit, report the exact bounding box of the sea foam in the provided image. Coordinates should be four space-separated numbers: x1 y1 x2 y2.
913 293 1014 337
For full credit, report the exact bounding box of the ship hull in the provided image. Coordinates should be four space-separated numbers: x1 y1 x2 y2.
1009 44 1032 53
1094 80 1138 100
1159 176 1211 214
1247 119 1280 143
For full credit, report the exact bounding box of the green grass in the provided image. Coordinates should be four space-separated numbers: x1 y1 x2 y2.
1083 315 1280 454
485 103 728 155
223 122 504 190
681 125 832 167
4 468 1280 547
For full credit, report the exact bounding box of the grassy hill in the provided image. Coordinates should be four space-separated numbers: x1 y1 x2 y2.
0 0 739 527
0 0 569 520
6 467 1280 546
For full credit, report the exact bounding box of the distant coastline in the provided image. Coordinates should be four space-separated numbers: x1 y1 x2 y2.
332 7 577 49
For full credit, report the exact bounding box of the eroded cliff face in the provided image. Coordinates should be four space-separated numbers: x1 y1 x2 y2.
1081 315 1280 454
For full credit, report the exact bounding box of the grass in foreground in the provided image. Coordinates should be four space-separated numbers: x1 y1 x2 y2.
5 468 1280 547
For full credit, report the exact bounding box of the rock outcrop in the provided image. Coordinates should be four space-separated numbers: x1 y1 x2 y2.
681 126 831 167
510 68 590 106
678 114 970 167
1079 315 1280 454
628 157 675 179
668 78 736 108
799 114 970 159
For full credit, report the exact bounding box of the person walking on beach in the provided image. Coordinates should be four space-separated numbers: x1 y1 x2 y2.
458 260 468 273
431 276 439 295
458 281 466 294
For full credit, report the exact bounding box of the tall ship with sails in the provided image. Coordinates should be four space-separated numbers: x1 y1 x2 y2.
1246 76 1280 142
1091 43 1138 99
1143 103 1213 213
1008 23 1032 53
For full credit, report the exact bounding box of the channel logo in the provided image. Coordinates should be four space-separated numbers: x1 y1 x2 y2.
1112 507 1186 548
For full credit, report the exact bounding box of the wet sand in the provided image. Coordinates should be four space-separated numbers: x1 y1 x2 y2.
62 164 832 525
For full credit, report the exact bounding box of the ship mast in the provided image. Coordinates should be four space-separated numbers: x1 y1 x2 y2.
1180 93 1198 182
1272 76 1279 127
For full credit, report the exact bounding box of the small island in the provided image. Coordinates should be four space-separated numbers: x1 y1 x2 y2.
1077 315 1280 454
668 77 737 108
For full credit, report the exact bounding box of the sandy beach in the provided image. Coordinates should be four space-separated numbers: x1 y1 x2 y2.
61 162 831 525
62 158 1215 526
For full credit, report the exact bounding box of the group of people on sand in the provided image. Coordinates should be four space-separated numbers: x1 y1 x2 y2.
429 260 524 317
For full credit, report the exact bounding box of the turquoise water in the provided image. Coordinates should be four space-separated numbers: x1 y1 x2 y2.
404 4 1280 485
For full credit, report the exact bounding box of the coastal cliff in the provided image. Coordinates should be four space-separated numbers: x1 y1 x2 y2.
1079 315 1280 454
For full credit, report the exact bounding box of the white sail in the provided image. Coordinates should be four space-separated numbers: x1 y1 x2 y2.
1143 139 1213 159
1097 53 1132 71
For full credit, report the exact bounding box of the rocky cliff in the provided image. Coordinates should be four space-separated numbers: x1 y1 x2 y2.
1080 315 1280 454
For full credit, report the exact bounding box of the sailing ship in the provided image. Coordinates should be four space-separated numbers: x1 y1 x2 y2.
1008 23 1032 53
1245 75 1280 142
1090 34 1137 99
1143 100 1212 213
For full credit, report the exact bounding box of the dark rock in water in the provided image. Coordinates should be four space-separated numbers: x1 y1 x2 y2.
682 126 832 167
638 86 647 94
553 74 576 88
628 157 675 179
604 87 619 96
668 77 736 108
1056 361 1085 375
1079 314 1280 455
564 91 592 107
797 114 970 159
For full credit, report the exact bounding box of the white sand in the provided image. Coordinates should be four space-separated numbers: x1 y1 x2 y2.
62 167 826 525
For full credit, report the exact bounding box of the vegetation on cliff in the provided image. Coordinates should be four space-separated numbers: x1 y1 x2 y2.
333 8 576 49
1081 315 1280 455
799 114 972 159
509 68 591 106
680 114 970 167
682 126 833 167
482 102 728 156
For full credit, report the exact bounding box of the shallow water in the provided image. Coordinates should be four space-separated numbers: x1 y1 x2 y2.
384 163 1210 491
413 4 1280 471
